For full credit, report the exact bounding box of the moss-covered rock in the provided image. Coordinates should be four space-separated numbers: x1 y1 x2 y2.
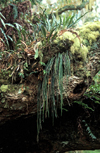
53 22 100 61
54 31 88 61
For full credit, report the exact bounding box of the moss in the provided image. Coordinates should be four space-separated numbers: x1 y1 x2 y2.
0 69 11 81
0 85 8 92
54 31 74 43
81 22 100 31
8 84 21 93
54 31 88 61
86 71 91 77
53 22 100 61
79 22 100 47
79 45 88 60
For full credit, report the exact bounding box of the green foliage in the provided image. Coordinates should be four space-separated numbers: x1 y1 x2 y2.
32 11 58 42
37 52 71 141
34 49 39 59
84 71 100 103
60 11 88 29
18 72 24 78
74 100 94 111
31 7 86 46
14 22 33 49
0 85 8 92
31 8 87 68
24 62 28 71
82 120 97 140
74 72 100 111
27 8 89 142
0 0 99 143
0 12 15 47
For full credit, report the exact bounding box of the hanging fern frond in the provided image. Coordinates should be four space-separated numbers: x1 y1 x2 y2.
37 81 42 142
41 57 55 119
37 51 71 141
51 68 56 125
54 55 59 106
63 51 71 86
58 53 63 115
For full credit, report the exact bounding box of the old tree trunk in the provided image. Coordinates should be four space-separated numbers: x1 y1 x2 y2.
0 9 100 152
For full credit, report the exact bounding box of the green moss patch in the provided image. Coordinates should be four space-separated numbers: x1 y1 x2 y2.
0 85 8 92
54 31 88 61
53 22 100 61
79 22 100 47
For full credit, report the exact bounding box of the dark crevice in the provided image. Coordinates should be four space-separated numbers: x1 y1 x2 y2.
73 82 86 94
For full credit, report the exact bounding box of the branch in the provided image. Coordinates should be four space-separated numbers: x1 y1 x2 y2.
49 1 89 19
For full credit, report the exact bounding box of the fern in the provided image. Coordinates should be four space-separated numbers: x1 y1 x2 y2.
63 52 71 85
58 53 63 115
37 52 71 141
37 81 42 142
0 27 9 46
74 100 94 111
82 120 97 140
51 70 56 125
0 12 17 48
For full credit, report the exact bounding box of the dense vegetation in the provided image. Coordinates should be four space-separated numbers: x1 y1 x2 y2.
0 0 100 143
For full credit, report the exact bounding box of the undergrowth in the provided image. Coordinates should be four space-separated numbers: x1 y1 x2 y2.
0 0 99 142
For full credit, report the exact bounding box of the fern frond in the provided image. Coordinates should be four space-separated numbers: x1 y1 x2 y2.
37 51 71 141
37 81 42 142
58 53 63 115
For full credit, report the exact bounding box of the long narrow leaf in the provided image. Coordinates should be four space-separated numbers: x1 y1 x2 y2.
58 53 63 115
0 12 6 20
51 32 57 41
0 18 6 28
49 28 55 39
67 14 75 28
70 11 89 27
14 23 22 31
5 23 15 28
41 25 46 37
7 35 13 42
0 28 9 45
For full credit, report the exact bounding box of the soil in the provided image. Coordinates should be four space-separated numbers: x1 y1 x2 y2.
0 98 100 153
